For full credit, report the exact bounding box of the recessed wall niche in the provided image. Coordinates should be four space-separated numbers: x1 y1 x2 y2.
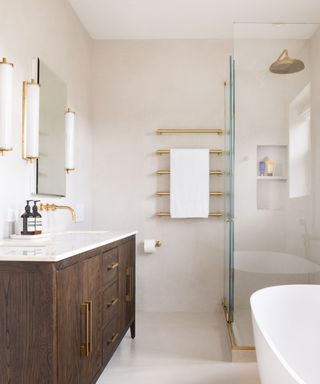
257 145 288 210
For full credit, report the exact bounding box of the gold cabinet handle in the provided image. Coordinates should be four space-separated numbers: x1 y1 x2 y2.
107 332 119 345
80 300 93 357
80 302 90 357
88 300 93 354
107 262 119 271
125 267 132 302
107 297 119 308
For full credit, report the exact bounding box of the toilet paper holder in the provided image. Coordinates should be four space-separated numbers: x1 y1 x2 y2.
144 239 162 254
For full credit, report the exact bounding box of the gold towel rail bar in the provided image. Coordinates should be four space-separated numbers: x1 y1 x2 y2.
157 129 223 135
156 170 223 175
156 191 224 196
156 212 224 217
156 149 223 155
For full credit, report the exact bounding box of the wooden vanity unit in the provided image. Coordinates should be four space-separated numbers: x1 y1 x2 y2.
0 233 136 384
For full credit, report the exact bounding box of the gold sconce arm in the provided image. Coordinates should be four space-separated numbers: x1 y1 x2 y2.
0 148 13 156
39 203 76 221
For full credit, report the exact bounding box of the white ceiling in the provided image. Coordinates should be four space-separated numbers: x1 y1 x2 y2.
68 0 320 40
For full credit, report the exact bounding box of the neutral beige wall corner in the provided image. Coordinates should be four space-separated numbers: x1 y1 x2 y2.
92 39 232 312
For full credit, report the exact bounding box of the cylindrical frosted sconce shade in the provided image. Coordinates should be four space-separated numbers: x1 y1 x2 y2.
22 79 40 160
0 58 14 155
65 108 75 172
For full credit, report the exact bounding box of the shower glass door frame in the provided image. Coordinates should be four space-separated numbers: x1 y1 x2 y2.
224 56 235 323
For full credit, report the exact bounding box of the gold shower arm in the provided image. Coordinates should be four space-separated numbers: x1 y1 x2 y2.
277 49 288 61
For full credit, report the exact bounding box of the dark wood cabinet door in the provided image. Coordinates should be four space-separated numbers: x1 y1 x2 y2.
79 255 102 384
0 263 56 384
119 240 135 334
57 263 81 384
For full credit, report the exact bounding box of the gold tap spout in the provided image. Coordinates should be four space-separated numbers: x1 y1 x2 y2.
39 203 76 222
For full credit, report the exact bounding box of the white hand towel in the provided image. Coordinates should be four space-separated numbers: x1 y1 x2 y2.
170 149 209 218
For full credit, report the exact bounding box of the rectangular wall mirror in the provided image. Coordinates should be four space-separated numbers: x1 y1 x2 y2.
36 58 67 197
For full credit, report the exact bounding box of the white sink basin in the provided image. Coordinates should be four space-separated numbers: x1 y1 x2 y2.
61 230 109 235
0 229 137 262
0 238 53 247
1 230 109 247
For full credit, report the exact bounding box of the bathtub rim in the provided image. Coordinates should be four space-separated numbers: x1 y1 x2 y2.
250 284 317 384
235 250 320 275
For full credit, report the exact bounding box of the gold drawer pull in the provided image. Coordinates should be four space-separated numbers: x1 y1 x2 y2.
107 332 119 345
107 297 119 308
88 301 93 354
80 302 89 357
125 267 132 302
107 262 119 271
80 301 92 357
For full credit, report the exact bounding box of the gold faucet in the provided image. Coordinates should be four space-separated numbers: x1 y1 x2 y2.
39 203 76 221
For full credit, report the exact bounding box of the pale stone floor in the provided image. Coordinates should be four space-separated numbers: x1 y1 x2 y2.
97 312 260 384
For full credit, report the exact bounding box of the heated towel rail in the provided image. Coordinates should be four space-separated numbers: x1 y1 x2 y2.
155 128 224 218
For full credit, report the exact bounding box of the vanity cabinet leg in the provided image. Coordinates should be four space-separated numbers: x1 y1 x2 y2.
130 320 135 339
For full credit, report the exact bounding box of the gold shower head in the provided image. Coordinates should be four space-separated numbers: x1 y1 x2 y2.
269 49 305 74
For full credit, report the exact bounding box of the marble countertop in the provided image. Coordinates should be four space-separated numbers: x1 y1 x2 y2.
0 230 137 262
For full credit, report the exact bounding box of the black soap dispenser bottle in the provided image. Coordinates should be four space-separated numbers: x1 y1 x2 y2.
21 200 35 235
32 200 42 235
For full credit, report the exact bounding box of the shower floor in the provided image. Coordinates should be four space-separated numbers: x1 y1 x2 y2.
233 308 255 347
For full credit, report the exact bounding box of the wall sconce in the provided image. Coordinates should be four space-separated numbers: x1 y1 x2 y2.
65 108 75 173
22 79 40 161
0 58 14 156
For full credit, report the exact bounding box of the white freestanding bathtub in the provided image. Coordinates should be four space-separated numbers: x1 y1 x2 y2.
251 285 320 384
